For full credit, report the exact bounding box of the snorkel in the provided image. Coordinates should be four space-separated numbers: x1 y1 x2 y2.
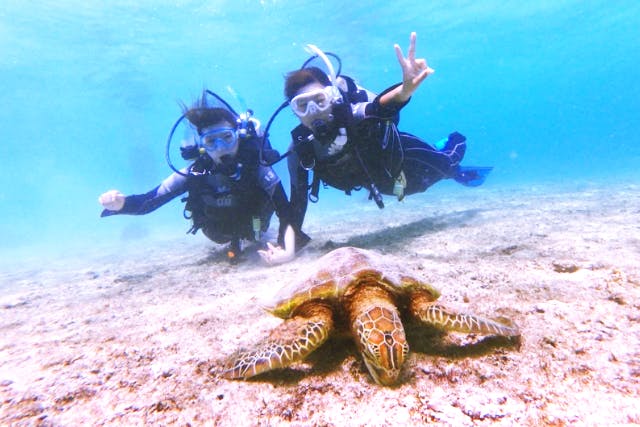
259 45 345 166
304 44 342 105
301 45 343 140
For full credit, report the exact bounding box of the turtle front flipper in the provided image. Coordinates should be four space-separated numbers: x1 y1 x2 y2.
222 301 334 380
409 292 519 337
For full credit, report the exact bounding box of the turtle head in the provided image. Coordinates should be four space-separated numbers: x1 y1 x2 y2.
361 342 409 386
354 306 409 386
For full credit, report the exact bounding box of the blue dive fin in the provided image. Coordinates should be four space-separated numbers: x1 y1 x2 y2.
454 166 493 187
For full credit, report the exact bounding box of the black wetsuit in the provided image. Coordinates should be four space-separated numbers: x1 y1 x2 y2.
287 83 468 232
102 136 300 246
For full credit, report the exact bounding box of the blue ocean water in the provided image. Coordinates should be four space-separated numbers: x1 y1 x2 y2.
1 0 638 261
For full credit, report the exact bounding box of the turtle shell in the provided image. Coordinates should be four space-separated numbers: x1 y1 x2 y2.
267 247 440 318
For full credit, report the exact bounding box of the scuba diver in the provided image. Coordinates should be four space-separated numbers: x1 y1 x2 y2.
278 32 492 235
98 90 308 264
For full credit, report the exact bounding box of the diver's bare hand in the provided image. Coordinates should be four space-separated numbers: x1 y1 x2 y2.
394 32 434 100
258 225 296 265
99 189 125 211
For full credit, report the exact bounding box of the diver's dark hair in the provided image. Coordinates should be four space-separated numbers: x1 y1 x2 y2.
183 92 237 133
284 66 331 101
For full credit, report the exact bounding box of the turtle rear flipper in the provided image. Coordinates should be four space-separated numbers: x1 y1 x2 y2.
409 294 519 337
222 302 334 379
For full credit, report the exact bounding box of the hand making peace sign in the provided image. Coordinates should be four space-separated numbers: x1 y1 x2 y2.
393 32 434 99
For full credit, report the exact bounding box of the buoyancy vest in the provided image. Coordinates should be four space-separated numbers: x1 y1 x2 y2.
183 139 273 239
291 77 406 206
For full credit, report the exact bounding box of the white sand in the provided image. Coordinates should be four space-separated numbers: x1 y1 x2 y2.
1 182 639 426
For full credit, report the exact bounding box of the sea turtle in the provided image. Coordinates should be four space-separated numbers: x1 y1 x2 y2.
223 247 519 386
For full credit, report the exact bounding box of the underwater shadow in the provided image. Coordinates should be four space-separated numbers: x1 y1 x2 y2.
406 325 521 359
324 208 486 252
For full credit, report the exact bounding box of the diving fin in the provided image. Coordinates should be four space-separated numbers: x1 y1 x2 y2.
454 166 493 187
434 131 467 151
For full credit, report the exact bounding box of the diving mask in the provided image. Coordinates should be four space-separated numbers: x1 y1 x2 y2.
199 127 238 152
290 86 337 118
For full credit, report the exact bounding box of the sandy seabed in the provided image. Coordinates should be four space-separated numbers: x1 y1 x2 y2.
1 182 639 426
